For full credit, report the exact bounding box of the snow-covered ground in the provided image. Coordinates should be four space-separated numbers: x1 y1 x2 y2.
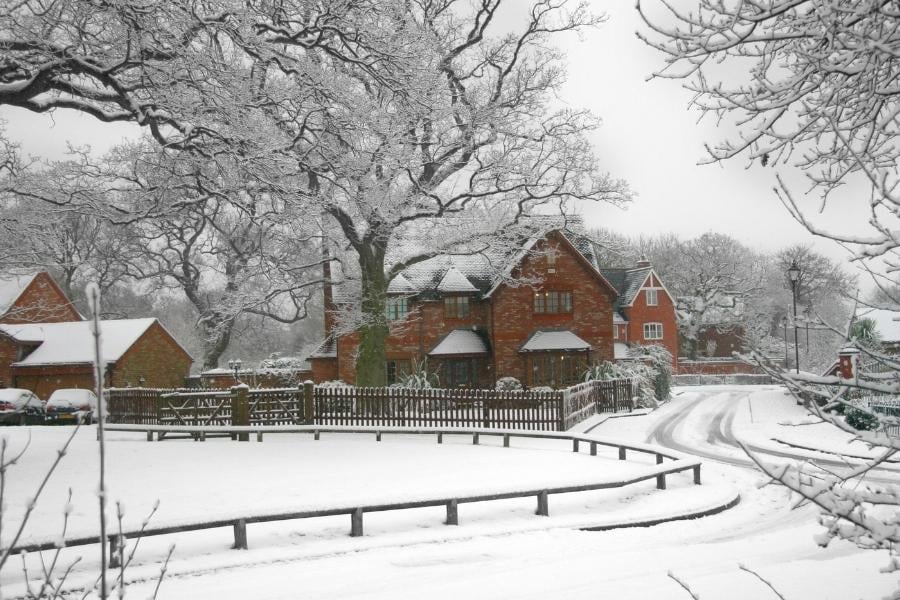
1 385 897 599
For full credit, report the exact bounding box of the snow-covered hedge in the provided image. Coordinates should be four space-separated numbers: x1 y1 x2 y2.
584 345 672 408
495 377 523 391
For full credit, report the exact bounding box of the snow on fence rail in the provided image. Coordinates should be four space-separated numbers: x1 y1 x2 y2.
12 426 701 561
105 379 633 433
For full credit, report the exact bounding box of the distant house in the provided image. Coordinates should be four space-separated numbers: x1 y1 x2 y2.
600 260 679 369
309 224 678 388
862 308 900 353
0 318 192 398
0 272 81 325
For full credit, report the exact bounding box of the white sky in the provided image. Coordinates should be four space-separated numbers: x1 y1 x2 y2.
0 0 868 271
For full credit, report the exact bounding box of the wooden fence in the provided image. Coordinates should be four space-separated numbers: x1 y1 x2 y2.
12 426 703 561
106 378 633 433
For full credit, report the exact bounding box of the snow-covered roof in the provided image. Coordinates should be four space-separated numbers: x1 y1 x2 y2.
614 342 631 359
0 273 36 314
436 267 479 294
309 335 337 359
0 318 178 366
519 330 591 353
613 312 628 324
861 308 900 343
428 329 489 356
387 273 417 294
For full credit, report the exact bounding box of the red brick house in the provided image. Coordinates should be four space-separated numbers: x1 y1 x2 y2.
309 228 678 388
0 272 81 325
600 260 679 369
0 318 192 398
0 272 83 386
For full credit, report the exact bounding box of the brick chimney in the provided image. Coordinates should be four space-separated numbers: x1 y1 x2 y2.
636 256 651 268
322 245 335 336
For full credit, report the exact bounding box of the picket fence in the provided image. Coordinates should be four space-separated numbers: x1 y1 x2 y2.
106 378 634 433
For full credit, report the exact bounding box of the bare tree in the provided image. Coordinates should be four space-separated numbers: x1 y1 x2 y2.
639 0 900 589
304 0 630 385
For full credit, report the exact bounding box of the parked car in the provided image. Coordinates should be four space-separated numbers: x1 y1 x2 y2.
0 388 45 425
46 389 98 424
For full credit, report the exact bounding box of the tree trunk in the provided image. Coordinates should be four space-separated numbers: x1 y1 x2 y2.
355 242 389 387
199 312 235 371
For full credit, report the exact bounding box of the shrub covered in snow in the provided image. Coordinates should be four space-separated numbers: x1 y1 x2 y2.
629 344 673 403
583 346 672 409
495 377 523 391
583 361 626 382
396 359 439 389
319 380 353 389
845 406 879 431
529 385 554 393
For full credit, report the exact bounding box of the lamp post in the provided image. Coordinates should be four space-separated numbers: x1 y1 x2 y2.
228 358 242 383
787 260 801 374
782 316 789 369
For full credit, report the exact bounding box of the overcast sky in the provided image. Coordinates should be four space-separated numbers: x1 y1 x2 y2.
0 1 867 273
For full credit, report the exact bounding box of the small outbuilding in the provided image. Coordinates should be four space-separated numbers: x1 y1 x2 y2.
0 318 192 398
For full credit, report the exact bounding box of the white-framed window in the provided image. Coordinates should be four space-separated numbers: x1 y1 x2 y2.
645 288 658 306
643 322 663 340
613 325 619 339
385 297 408 321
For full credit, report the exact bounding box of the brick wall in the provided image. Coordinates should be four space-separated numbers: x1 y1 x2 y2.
12 365 95 399
111 322 192 388
1 272 81 324
622 272 679 368
490 233 616 384
0 336 20 388
310 357 339 382
336 299 492 385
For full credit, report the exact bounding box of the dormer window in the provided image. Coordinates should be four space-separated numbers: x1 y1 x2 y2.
646 289 658 306
444 295 470 319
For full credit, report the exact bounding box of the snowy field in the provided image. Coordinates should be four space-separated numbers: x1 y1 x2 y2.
1 385 897 599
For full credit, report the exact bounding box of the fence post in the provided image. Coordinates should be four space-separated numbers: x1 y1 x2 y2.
232 519 248 549
231 384 249 441
351 508 364 537
108 535 123 569
558 392 566 431
693 465 701 485
445 499 459 525
572 439 579 453
618 447 626 460
656 473 667 490
536 491 549 516
303 380 315 425
590 442 597 456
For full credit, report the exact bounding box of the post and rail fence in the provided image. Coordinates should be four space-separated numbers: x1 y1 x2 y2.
106 378 634 434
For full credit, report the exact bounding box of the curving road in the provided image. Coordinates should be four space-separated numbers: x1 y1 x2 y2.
646 386 900 482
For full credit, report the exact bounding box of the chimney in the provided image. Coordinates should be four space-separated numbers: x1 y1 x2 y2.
636 256 651 269
322 244 335 336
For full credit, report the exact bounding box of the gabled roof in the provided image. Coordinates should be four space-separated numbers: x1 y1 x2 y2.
309 334 337 359
600 267 652 309
0 273 36 314
519 330 591 352
0 318 189 366
428 329 489 356
334 216 610 303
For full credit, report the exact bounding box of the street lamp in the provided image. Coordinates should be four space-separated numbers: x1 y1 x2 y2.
228 358 243 383
787 260 801 374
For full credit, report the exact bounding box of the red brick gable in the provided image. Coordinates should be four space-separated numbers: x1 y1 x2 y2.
490 233 617 383
1 272 81 324
620 269 679 368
